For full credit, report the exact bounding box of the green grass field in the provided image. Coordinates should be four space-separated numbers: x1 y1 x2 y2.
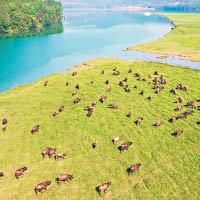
128 13 200 62
0 58 200 200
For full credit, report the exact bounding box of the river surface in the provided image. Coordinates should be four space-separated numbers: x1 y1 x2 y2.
0 10 199 93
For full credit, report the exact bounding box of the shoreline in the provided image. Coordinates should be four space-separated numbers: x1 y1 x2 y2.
127 13 200 62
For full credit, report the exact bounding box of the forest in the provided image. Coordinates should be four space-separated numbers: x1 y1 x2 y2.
0 0 63 35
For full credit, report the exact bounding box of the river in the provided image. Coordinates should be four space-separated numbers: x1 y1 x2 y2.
0 10 199 93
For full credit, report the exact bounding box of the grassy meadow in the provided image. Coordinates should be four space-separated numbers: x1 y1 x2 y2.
128 13 200 62
0 58 200 200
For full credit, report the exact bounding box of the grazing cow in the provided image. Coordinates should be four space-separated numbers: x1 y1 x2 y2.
91 80 94 84
2 118 7 125
0 172 4 178
134 85 137 89
35 180 51 195
56 174 74 184
31 125 39 134
176 83 187 91
113 67 117 71
148 74 152 78
15 167 27 179
176 97 184 103
105 80 109 85
93 141 98 149
128 163 142 175
66 82 69 86
107 87 112 92
170 89 177 95
197 121 200 126
87 110 93 117
85 106 93 111
179 113 187 119
98 182 111 196
128 69 132 73
191 104 198 109
125 87 131 93
148 96 152 101
170 116 177 123
72 91 77 96
142 78 146 82
75 84 80 90
119 81 124 87
120 142 132 152
112 137 120 144
124 77 128 82
187 101 195 107
99 96 107 103
140 90 144 96
44 80 48 86
135 73 140 77
54 153 67 160
48 148 57 158
184 110 194 115
108 104 118 109
53 110 59 117
59 106 64 112
92 101 97 107
155 87 164 94
74 98 81 104
2 124 6 131
155 121 162 127
42 147 51 158
136 118 143 125
154 71 159 75
127 112 132 118
175 105 183 111
113 71 120 75
72 72 77 76
161 79 167 84
101 70 104 74
176 130 183 136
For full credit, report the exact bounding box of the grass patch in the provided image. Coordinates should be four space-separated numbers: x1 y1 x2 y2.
128 13 200 62
0 58 200 199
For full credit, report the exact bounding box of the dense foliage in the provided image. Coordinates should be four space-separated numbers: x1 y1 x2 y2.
0 0 63 35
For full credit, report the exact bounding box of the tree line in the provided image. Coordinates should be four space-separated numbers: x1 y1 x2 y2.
0 0 63 35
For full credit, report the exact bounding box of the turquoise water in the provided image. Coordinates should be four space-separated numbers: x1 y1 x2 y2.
0 10 195 93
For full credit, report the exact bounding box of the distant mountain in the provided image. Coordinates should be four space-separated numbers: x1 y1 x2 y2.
59 0 200 12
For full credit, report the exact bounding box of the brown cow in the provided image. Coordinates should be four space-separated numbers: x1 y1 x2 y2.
72 72 77 76
75 84 80 90
74 98 81 104
35 180 51 195
91 80 94 84
127 112 132 118
170 116 177 123
101 70 104 74
48 148 57 158
176 130 183 136
184 110 194 115
179 113 187 119
120 142 132 152
176 97 184 103
155 87 164 94
119 81 124 87
105 80 109 85
135 73 140 77
108 104 118 109
59 106 64 112
42 147 51 158
54 153 67 160
93 141 98 149
175 105 183 111
87 110 93 117
56 174 74 184
112 137 120 144
187 101 195 107
155 121 162 127
170 89 177 95
15 167 27 179
44 80 48 86
148 96 152 101
113 71 120 75
2 119 7 125
72 91 77 96
140 90 144 96
85 106 93 111
124 77 128 82
92 101 97 107
66 82 69 86
99 96 107 103
107 87 112 92
98 182 111 196
31 125 39 134
136 118 143 125
53 110 59 117
128 163 142 175
125 87 131 93
128 69 132 73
